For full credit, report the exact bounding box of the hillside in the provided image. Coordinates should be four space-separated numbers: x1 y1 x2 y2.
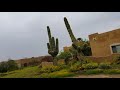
0 66 75 78
2 63 120 78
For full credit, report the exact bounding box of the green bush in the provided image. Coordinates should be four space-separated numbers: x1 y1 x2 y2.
98 63 111 69
0 62 8 73
81 40 92 56
69 61 83 72
103 69 120 74
57 51 72 65
69 66 82 72
58 64 69 69
82 63 98 69
40 70 75 78
112 56 120 64
7 60 19 71
84 69 104 74
40 65 61 73
82 58 93 64
0 60 19 73
78 69 120 75
111 64 120 69
57 51 72 60
68 60 78 66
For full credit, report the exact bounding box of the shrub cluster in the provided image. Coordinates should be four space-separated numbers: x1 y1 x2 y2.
98 63 111 69
69 61 83 72
40 65 61 73
0 60 19 73
82 63 98 69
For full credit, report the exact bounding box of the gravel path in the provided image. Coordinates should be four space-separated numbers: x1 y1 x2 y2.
71 74 120 78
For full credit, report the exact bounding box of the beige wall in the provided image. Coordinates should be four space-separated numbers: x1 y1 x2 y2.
63 46 71 52
89 29 120 57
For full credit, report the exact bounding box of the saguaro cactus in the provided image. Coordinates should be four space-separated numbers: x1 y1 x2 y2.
47 26 59 65
64 17 76 42
64 17 84 66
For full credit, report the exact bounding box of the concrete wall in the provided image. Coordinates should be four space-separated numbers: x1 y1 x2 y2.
89 28 120 57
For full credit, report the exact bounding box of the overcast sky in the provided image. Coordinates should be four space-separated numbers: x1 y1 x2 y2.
0 12 120 61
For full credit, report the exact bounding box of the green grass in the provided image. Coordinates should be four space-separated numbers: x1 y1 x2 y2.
0 66 75 78
40 69 75 78
0 66 41 78
81 69 120 75
1 63 120 78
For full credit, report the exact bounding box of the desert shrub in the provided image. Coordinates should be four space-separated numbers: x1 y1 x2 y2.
81 40 92 56
112 56 120 64
69 65 82 72
68 60 78 66
7 60 19 71
58 64 69 69
57 51 72 60
0 62 8 73
82 63 98 69
84 69 104 74
83 69 120 74
40 70 75 78
82 58 93 64
40 65 61 73
0 60 19 73
111 64 120 69
57 51 72 65
98 62 111 69
69 61 83 72
103 69 120 74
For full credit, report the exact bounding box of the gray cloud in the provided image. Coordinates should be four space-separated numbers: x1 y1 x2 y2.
0 12 120 61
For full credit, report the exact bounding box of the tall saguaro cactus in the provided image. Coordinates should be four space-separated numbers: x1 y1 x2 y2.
64 17 84 66
47 26 59 65
64 17 76 42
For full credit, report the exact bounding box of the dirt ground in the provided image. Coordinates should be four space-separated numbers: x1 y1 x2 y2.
71 74 120 78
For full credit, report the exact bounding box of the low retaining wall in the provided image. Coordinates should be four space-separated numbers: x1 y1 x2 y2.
15 54 120 67
85 54 120 63
15 56 53 67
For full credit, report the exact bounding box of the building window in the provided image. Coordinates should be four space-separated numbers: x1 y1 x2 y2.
111 45 120 53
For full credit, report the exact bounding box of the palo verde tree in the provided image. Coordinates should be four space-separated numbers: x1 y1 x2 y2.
47 26 59 65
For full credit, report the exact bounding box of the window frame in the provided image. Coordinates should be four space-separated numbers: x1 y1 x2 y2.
110 43 120 54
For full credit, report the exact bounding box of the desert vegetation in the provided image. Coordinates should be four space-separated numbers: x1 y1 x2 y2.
0 17 120 78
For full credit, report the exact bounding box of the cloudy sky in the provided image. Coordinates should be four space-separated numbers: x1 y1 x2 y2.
0 12 120 61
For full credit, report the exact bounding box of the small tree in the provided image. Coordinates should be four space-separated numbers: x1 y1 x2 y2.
7 59 18 71
0 61 8 73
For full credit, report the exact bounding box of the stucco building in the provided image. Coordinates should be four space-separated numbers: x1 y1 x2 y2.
89 28 120 57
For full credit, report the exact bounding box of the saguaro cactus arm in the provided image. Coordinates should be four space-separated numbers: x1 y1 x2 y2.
64 17 76 42
56 38 59 52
